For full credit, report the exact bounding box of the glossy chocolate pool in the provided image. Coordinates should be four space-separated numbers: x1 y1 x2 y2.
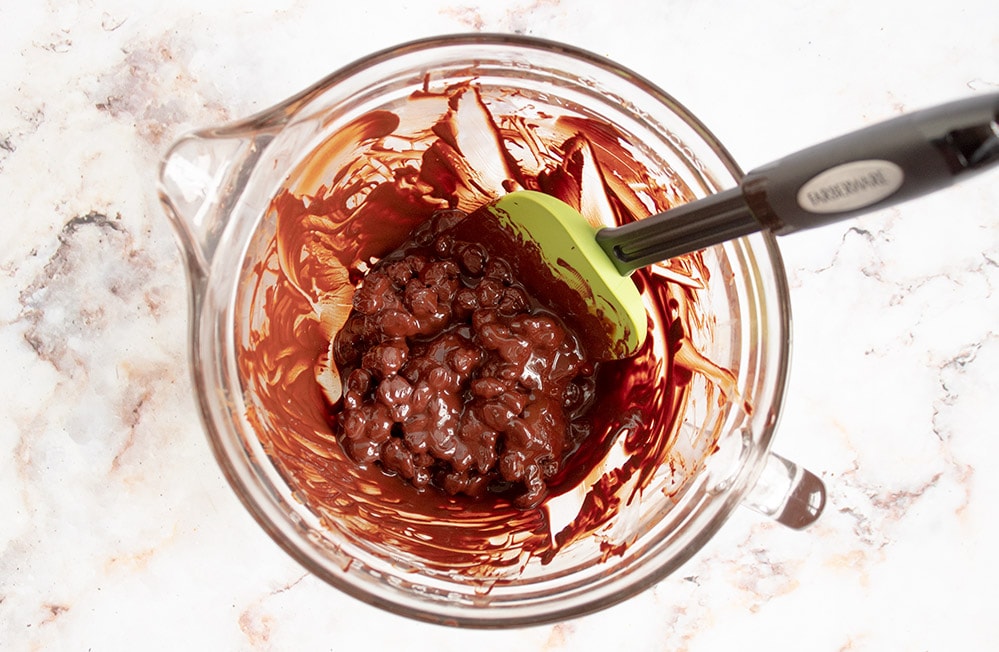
333 208 597 510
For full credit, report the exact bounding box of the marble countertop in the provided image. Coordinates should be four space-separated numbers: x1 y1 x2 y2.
3 1 997 649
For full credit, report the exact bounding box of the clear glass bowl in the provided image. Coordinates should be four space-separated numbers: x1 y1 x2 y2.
158 34 824 627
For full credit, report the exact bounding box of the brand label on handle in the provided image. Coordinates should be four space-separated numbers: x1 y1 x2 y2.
797 160 904 214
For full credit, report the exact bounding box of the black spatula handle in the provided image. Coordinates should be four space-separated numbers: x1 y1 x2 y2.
744 92 999 234
598 93 999 274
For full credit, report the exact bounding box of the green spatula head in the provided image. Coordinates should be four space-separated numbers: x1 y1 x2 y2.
477 190 647 360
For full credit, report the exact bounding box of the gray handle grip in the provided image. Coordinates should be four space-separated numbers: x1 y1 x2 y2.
745 92 999 234
598 93 999 274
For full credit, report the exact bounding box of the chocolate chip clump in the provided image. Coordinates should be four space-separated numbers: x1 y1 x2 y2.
333 211 595 508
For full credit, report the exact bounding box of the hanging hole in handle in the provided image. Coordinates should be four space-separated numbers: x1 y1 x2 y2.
742 451 826 529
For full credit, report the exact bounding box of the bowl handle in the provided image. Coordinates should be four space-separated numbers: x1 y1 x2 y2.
158 128 272 281
742 451 826 529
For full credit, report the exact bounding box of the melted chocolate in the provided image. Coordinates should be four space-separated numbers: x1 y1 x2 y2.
333 210 595 509
237 81 728 575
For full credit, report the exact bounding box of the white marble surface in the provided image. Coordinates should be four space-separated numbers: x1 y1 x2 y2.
2 0 998 649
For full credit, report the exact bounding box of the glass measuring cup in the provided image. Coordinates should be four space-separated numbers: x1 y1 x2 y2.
158 34 824 627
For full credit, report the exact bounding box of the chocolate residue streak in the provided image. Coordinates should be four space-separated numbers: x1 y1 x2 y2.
237 82 728 577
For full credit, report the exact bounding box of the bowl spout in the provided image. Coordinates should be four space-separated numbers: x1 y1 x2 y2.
158 128 271 281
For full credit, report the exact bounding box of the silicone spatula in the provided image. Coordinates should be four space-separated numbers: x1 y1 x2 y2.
480 93 999 359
